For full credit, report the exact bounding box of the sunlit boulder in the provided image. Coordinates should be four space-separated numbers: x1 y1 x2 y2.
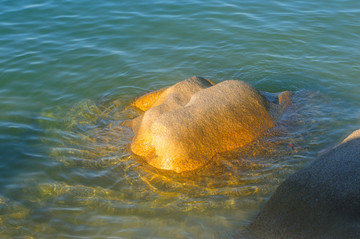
127 76 292 173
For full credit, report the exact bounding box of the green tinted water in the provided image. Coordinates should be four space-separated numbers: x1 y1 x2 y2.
0 0 359 238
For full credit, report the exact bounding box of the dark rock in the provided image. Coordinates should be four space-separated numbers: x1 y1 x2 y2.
247 129 360 239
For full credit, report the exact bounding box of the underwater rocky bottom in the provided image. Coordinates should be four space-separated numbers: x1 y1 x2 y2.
0 88 356 238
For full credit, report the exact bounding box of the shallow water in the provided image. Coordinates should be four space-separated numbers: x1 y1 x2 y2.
0 0 359 238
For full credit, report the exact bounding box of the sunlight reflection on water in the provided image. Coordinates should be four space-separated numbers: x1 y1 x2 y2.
1 0 359 237
4 90 334 237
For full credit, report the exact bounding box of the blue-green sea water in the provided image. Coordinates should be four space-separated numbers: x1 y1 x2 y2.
1 0 359 238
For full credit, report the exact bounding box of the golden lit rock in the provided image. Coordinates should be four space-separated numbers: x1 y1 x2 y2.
128 77 290 173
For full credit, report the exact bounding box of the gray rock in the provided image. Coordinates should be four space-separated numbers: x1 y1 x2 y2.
247 129 360 239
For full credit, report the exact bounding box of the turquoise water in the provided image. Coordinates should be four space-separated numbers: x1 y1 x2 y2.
1 0 359 238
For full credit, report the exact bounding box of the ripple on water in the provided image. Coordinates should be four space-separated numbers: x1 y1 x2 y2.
0 85 357 238
1 0 359 237
0 88 347 237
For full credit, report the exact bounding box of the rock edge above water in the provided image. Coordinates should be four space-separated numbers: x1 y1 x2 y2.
246 129 360 239
128 76 291 173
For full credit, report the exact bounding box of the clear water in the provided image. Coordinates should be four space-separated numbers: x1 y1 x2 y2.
0 0 359 238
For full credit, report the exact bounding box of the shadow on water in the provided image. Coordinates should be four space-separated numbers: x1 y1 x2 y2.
0 89 355 238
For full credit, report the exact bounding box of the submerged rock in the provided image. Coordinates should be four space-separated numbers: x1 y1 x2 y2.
127 76 291 173
246 129 360 239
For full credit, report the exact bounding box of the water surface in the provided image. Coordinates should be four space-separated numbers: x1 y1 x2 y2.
0 0 359 238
